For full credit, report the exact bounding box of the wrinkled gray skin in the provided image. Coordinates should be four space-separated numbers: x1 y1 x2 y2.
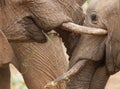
0 0 86 89
67 0 120 89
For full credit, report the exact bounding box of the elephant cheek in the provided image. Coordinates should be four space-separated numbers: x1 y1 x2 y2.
33 13 71 31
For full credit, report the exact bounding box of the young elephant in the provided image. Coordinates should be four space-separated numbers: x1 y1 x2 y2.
66 0 120 89
84 0 120 74
70 0 120 89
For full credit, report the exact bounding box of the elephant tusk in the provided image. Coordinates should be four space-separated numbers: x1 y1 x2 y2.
61 22 107 35
44 60 87 88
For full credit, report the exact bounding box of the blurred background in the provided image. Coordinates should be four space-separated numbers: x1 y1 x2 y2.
10 64 27 89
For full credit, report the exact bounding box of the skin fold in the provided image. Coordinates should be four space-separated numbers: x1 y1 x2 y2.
0 0 86 89
67 0 120 89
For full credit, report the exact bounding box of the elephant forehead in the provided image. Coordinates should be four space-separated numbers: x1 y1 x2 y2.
87 0 119 13
87 0 120 21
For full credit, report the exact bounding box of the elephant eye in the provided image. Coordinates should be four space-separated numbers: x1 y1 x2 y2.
90 14 98 24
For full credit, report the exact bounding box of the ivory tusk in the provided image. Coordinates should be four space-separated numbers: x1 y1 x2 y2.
44 60 87 88
61 22 107 35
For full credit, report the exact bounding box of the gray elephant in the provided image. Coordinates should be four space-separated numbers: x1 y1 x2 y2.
46 0 120 89
0 0 88 89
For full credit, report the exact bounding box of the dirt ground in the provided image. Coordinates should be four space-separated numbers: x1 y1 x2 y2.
10 64 120 89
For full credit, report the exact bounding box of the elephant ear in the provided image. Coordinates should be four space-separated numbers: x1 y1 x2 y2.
0 30 14 66
106 14 120 74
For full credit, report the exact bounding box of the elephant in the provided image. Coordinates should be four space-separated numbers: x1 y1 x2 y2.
0 0 90 89
71 0 119 89
67 0 120 89
46 0 120 89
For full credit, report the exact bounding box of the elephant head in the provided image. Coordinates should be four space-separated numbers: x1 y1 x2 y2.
85 0 120 74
